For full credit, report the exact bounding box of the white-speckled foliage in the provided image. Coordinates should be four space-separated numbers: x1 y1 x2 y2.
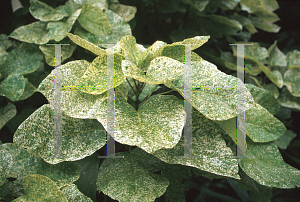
4 31 299 202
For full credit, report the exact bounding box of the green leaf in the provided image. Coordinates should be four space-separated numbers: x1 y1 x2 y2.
152 109 240 179
286 50 300 68
119 35 149 66
181 0 210 11
109 3 137 22
0 102 17 130
29 0 69 21
204 15 243 31
259 65 283 88
96 94 186 153
9 21 51 44
0 73 25 101
74 153 100 202
239 138 300 188
13 104 107 164
240 0 279 13
122 56 185 85
74 9 132 48
131 83 161 101
17 78 37 101
66 32 107 56
47 9 81 41
231 42 268 62
13 174 68 201
283 67 300 97
39 42 77 66
263 83 279 99
245 103 286 142
0 42 43 78
78 53 125 94
161 164 193 202
61 184 93 202
274 130 297 150
245 83 280 115
77 3 112 35
268 40 287 67
165 59 255 120
0 143 80 188
277 87 300 110
248 16 280 33
97 148 169 202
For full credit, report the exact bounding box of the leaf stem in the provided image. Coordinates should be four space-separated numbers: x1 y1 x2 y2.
126 78 135 93
133 78 138 92
157 90 174 95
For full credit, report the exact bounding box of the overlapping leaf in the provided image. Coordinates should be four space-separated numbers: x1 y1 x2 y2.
74 9 132 48
97 148 169 202
122 56 185 85
277 87 300 110
39 42 77 66
61 184 93 202
78 52 125 94
286 50 300 68
13 104 107 164
239 137 300 188
268 40 286 67
152 109 240 179
96 94 186 153
274 130 297 150
77 3 112 35
0 143 80 188
165 59 255 120
13 174 68 201
0 103 17 130
283 67 300 97
29 0 69 21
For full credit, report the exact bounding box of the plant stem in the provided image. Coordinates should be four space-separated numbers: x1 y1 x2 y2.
126 78 135 93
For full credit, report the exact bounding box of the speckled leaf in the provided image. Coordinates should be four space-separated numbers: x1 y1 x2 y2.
122 56 185 85
259 66 283 88
66 32 106 56
171 35 210 51
268 40 286 67
74 9 132 48
97 148 169 202
277 87 300 110
0 143 80 188
39 42 77 66
245 84 280 115
245 103 286 142
274 130 297 150
78 53 125 94
248 16 280 33
232 42 268 62
13 104 107 164
283 67 300 97
47 9 81 41
0 73 25 101
0 103 17 130
29 0 69 21
152 109 240 179
13 174 68 201
115 82 128 101
17 78 37 101
109 3 137 22
263 83 279 99
0 42 43 78
9 21 51 44
165 59 255 120
96 94 186 153
239 138 300 188
119 36 149 65
77 3 112 35
37 60 108 120
73 152 100 202
61 184 93 202
286 50 300 68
